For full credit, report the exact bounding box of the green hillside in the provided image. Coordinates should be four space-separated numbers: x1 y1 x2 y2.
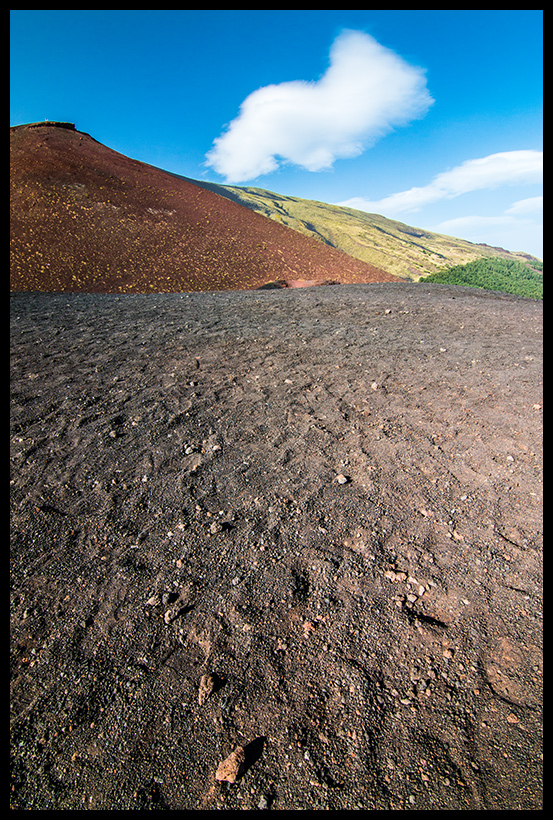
424 257 543 299
194 179 542 282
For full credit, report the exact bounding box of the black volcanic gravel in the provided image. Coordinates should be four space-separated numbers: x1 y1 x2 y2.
10 283 542 810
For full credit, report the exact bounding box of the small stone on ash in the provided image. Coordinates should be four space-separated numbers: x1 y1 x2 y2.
198 673 215 705
215 746 246 783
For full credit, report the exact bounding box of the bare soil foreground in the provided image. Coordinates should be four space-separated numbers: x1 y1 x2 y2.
10 283 542 810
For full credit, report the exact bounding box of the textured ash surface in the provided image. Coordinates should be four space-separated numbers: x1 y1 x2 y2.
10 283 542 809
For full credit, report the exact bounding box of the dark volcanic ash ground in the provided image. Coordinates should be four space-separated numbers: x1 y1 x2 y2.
10 283 542 810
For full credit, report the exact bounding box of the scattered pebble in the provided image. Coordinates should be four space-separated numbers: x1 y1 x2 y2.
198 673 216 706
164 602 184 624
335 474 349 484
384 570 407 582
216 746 246 783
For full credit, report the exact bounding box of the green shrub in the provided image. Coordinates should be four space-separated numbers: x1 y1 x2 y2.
423 257 543 299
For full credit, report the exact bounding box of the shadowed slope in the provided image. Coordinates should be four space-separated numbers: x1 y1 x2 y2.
10 123 398 293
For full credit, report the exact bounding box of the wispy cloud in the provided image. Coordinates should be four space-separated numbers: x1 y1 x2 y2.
429 210 543 257
205 30 433 183
338 150 543 215
504 195 543 215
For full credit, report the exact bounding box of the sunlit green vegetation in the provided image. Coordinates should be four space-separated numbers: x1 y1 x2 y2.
423 257 543 299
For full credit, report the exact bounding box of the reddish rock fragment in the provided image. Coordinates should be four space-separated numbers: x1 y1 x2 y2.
215 746 246 783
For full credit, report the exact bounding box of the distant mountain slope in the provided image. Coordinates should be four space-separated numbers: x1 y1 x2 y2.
194 180 542 281
10 123 397 293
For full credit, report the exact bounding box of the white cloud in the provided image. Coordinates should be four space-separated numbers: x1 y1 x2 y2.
432 214 518 234
205 30 433 183
339 150 543 215
430 212 543 257
505 195 543 215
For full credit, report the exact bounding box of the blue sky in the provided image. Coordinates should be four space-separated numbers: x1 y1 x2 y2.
10 10 543 257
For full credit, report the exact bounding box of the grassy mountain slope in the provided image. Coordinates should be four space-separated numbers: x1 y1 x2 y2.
194 180 542 282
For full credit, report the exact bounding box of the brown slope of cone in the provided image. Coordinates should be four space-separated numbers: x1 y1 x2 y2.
10 123 398 293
